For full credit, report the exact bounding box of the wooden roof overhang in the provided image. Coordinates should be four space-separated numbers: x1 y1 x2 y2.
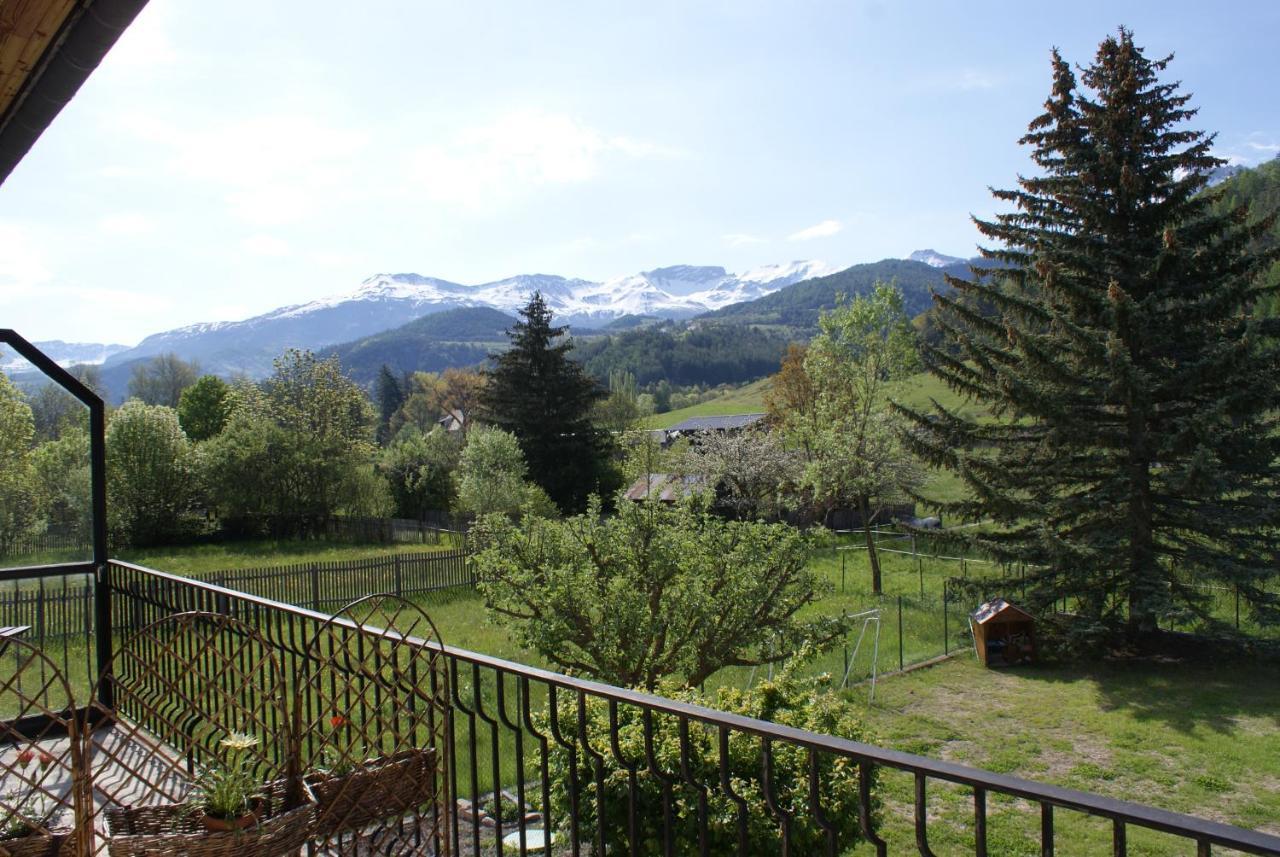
0 0 149 185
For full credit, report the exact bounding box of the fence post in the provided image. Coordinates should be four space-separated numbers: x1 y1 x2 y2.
842 609 849 683
943 579 949 656
841 551 846 595
897 595 904 672
394 554 403 597
310 563 321 612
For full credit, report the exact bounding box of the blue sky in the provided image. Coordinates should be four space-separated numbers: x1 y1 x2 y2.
2 0 1277 345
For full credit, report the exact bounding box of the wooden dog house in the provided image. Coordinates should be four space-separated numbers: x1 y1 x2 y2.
971 598 1036 666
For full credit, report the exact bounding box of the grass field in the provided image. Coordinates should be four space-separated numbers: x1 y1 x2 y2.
846 655 1280 854
643 377 772 428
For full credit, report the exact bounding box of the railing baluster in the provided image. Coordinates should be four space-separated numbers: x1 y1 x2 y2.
859 759 888 857
1198 841 1212 857
974 786 988 857
760 737 794 855
577 691 609 857
642 708 677 857
717 725 750 856
472 663 504 855
1041 803 1054 857
495 670 529 856
807 748 838 857
915 773 939 857
547 684 581 857
677 717 710 857
519 675 553 847
607 699 642 857
1112 817 1126 856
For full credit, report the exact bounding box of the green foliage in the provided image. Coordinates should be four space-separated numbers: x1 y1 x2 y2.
31 426 91 539
374 365 405 445
481 293 615 512
679 427 800 520
544 670 875 855
592 369 649 435
901 30 1280 634
0 375 39 553
574 322 788 389
202 350 375 536
1210 157 1280 306
106 400 198 546
193 732 263 820
379 427 460 518
127 352 201 408
471 497 848 689
455 426 530 518
177 375 231 441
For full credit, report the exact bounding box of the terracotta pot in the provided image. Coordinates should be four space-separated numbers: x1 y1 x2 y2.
200 799 262 833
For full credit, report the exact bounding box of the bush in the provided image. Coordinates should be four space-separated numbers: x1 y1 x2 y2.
543 670 876 854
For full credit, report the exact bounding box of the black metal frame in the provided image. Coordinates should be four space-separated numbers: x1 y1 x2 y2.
0 330 111 708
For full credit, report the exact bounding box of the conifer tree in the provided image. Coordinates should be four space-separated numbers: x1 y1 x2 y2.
481 292 613 512
374 364 404 445
901 29 1280 638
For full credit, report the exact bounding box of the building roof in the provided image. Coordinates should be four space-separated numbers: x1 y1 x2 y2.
0 0 150 185
623 473 705 503
972 598 1035 625
665 413 767 433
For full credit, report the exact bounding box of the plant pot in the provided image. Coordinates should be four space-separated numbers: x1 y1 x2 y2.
199 798 262 833
104 780 314 857
306 747 437 835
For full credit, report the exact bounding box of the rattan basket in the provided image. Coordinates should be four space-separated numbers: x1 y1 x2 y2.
0 829 74 857
306 748 437 835
103 779 315 857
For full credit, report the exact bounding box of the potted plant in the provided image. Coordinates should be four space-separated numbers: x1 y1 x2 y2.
104 731 316 857
190 732 264 832
1 748 73 857
306 714 437 836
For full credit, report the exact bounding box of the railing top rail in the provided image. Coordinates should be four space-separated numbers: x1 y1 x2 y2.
0 561 96 582
106 558 1280 853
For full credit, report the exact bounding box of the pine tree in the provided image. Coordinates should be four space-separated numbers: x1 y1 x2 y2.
481 292 613 512
374 364 404 445
901 29 1280 638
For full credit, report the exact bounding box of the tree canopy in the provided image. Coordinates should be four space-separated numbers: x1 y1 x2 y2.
480 292 615 512
901 29 1280 636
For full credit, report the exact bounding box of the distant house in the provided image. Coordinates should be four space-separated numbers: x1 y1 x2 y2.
666 413 767 434
438 409 466 432
623 473 706 504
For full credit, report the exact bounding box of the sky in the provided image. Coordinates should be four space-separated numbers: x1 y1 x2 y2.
1 0 1277 346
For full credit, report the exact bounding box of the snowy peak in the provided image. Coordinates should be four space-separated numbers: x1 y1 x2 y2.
908 249 966 268
0 340 130 373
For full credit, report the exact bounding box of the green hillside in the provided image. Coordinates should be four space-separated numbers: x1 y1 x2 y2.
702 258 963 334
643 378 772 428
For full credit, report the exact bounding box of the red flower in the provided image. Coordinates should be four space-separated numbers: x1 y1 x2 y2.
38 751 54 769
329 715 347 729
16 749 34 767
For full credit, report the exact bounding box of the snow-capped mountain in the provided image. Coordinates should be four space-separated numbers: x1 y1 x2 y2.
102 260 837 380
0 340 130 374
908 249 967 269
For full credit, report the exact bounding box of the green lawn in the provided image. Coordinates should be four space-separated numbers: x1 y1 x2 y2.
643 377 772 428
846 654 1280 854
117 536 460 577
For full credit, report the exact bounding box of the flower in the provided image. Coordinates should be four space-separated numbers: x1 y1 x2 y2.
15 750 33 768
219 732 259 753
329 715 347 729
37 753 53 770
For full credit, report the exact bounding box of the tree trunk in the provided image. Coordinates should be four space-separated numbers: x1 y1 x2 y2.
860 494 883 595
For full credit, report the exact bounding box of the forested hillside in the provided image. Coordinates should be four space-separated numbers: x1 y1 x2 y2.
323 306 514 386
700 258 964 333
1211 156 1280 293
573 322 787 387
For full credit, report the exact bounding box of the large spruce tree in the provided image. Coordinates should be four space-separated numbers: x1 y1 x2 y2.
481 292 612 513
902 29 1280 637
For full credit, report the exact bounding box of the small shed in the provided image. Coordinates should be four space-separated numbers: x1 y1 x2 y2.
970 599 1036 666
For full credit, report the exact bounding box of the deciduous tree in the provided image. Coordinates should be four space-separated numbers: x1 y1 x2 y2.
127 353 201 408
471 496 848 689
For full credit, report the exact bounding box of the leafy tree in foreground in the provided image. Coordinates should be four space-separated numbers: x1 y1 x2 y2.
481 292 614 512
177 374 231 441
379 426 460 519
900 29 1280 635
106 401 198 546
454 425 543 518
471 497 848 689
32 426 91 539
0 374 39 554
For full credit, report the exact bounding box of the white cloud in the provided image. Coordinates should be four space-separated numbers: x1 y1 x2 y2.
410 110 672 209
723 233 765 246
241 234 292 257
0 223 53 299
99 212 156 236
787 219 842 241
